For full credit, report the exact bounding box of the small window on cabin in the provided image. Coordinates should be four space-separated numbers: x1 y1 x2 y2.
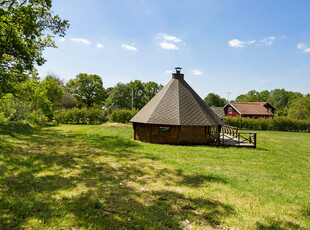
210 126 218 134
158 126 170 135
268 108 272 113
228 107 232 114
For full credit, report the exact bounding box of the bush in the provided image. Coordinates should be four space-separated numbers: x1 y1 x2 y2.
55 108 109 124
0 94 49 126
109 109 138 123
26 110 48 127
224 117 310 132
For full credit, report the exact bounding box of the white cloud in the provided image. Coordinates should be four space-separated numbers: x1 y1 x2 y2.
192 70 203 75
228 39 245 48
261 36 276 46
297 43 306 49
229 36 277 48
71 38 91 45
261 79 273 82
164 70 172 74
157 33 184 50
303 48 310 53
297 42 310 53
122 43 138 51
158 33 182 43
96 43 104 48
58 37 66 42
160 42 179 50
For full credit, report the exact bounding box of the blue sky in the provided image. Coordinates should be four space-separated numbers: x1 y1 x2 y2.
37 0 310 100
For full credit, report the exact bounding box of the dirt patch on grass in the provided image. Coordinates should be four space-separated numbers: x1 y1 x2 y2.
104 123 131 127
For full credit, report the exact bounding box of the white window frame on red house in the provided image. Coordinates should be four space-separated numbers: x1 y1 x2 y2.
228 107 232 114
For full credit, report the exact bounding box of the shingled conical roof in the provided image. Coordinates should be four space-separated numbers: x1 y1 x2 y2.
130 68 224 126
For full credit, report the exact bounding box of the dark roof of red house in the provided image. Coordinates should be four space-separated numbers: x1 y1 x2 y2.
226 102 274 116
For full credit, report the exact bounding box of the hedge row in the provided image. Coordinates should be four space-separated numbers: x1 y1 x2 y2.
224 117 310 132
55 108 138 124
109 109 138 123
55 108 109 124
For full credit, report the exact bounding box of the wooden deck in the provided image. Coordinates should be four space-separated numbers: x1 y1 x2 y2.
209 125 257 148
219 133 256 147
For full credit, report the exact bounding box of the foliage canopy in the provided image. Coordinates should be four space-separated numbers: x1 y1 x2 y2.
0 0 69 94
66 73 107 108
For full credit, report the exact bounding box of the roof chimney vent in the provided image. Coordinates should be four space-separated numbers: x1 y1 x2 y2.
172 67 184 80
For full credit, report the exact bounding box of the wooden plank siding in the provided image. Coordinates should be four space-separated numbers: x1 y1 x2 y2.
133 123 222 145
224 106 240 117
179 126 206 145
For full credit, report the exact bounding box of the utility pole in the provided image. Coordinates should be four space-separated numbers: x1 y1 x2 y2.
225 92 232 102
131 87 134 110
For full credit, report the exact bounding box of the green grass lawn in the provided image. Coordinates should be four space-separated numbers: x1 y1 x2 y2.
0 122 309 229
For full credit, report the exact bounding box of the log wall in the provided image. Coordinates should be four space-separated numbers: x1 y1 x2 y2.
133 123 220 145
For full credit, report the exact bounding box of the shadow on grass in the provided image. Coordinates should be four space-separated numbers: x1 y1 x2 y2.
255 219 304 230
0 122 36 137
0 124 234 229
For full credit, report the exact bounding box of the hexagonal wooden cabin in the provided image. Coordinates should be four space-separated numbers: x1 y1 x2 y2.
130 68 224 145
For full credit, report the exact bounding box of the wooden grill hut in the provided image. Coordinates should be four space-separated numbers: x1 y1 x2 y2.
130 67 224 145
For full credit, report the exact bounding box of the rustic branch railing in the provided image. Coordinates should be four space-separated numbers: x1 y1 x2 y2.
221 125 238 138
211 125 257 148
236 132 257 148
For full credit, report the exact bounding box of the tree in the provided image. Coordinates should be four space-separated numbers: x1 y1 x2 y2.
288 95 310 120
0 0 69 95
59 92 77 109
235 94 246 102
15 76 54 120
258 90 270 102
235 90 259 102
66 73 106 108
106 83 131 110
204 93 226 107
41 75 64 108
144 81 163 102
129 80 146 110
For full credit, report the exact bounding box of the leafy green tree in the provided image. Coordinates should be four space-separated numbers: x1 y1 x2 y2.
204 93 227 107
235 94 246 102
66 73 107 108
143 81 163 102
129 80 146 110
106 83 131 109
288 95 310 120
18 77 54 119
258 90 270 102
235 90 259 102
59 92 77 109
0 0 69 95
41 75 64 108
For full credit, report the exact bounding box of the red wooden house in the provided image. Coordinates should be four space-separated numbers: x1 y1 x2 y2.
223 102 275 118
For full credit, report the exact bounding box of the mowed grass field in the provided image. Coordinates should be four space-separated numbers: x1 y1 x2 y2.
0 123 309 229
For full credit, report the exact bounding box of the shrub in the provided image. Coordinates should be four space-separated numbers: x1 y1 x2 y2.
0 94 49 126
109 109 138 123
224 116 310 132
26 110 48 127
55 108 109 124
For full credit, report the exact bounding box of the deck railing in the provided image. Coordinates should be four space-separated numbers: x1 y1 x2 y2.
221 125 238 138
214 125 257 148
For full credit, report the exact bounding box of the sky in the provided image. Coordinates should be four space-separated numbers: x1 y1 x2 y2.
37 0 310 100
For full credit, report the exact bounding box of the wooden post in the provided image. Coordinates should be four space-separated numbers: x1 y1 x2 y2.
238 133 240 146
254 133 257 148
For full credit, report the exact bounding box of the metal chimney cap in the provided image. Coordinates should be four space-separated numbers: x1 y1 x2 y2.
172 67 184 80
175 67 182 73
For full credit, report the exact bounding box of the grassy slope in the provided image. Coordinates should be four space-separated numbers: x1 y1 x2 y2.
0 123 309 229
